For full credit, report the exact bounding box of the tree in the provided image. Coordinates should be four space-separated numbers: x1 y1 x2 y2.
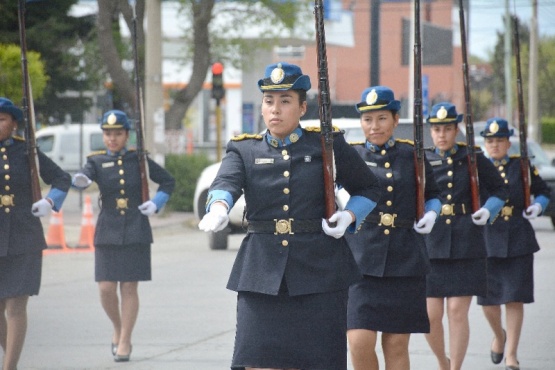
0 44 48 102
96 0 309 130
0 0 100 123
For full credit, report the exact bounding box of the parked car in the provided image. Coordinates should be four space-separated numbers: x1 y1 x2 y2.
464 121 555 227
36 123 105 173
193 117 461 250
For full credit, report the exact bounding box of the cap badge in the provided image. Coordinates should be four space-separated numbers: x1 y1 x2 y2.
489 121 499 134
437 106 448 120
107 113 117 125
366 89 378 105
270 63 285 84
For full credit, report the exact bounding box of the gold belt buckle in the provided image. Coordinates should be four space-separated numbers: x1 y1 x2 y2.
0 194 14 207
501 206 513 221
441 204 454 216
378 212 397 227
274 218 294 235
116 198 128 210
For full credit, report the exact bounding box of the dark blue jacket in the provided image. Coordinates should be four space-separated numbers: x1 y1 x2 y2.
0 137 70 256
483 156 550 257
345 139 441 277
209 127 381 296
81 150 175 246
424 144 508 259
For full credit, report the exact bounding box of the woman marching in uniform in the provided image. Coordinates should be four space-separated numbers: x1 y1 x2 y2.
198 62 381 370
423 102 508 370
0 97 71 370
345 86 441 370
72 110 174 362
478 117 550 370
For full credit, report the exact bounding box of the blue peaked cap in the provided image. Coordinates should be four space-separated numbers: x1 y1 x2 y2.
258 62 311 92
427 102 463 124
480 117 514 137
356 86 401 113
101 110 131 130
0 98 23 123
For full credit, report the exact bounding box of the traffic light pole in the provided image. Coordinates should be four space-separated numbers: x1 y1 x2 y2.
211 62 225 161
215 98 222 161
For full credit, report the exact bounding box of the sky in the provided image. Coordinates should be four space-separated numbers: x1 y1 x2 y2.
469 0 555 59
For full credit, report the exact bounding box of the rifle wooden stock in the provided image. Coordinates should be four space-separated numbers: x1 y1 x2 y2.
513 16 531 208
131 3 149 203
458 0 480 212
413 0 425 220
314 0 336 220
18 0 41 203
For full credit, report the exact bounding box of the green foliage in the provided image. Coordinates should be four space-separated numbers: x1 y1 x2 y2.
0 44 48 102
542 117 555 144
165 153 214 212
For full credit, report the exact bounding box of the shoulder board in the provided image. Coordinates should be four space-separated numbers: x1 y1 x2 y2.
231 133 263 141
304 125 341 133
396 138 414 145
509 154 520 159
88 150 107 157
349 141 365 146
456 141 481 150
13 135 25 142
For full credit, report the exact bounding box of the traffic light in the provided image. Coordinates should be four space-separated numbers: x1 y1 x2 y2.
211 62 225 101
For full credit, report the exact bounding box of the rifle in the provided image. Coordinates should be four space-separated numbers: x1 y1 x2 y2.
513 16 531 208
130 1 149 203
314 0 336 221
17 0 41 203
412 0 425 220
458 0 481 212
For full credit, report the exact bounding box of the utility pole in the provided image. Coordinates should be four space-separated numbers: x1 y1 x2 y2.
370 0 380 86
145 0 165 164
504 0 512 124
528 0 539 141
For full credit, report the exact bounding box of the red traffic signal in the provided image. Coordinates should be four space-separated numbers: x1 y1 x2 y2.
212 62 225 101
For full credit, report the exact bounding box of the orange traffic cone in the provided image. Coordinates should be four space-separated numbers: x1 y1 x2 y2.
45 209 68 250
75 195 95 250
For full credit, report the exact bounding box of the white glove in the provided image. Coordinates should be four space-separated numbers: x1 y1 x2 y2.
73 173 92 188
413 211 437 234
322 211 354 239
32 198 52 217
472 207 490 225
138 200 157 216
523 203 542 220
198 203 229 232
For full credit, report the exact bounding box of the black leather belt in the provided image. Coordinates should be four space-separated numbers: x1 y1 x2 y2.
364 213 413 229
440 203 471 216
247 219 322 234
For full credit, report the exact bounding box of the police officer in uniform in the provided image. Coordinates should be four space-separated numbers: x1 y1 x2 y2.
477 117 550 370
198 62 381 370
423 103 508 370
345 86 441 370
0 97 71 370
72 110 175 362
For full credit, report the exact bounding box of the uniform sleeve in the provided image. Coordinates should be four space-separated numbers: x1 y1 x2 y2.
530 164 551 211
477 153 509 202
147 157 175 196
424 155 441 212
206 141 247 211
80 156 98 182
38 150 71 211
333 134 381 230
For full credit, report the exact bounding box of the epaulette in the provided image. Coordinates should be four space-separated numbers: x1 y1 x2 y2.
88 150 107 157
456 141 481 150
396 138 414 145
509 154 520 159
349 141 365 146
13 135 25 142
231 134 263 141
303 125 341 133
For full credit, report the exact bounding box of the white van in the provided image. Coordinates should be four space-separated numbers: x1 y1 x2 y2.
36 123 105 173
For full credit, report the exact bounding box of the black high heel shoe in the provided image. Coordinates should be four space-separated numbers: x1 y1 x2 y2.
113 345 132 362
490 329 506 364
111 343 117 356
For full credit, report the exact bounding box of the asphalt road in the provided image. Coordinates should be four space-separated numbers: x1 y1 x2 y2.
5 200 555 369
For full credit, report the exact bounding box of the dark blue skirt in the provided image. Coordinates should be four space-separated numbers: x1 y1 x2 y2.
347 275 429 333
427 258 487 297
478 254 534 305
95 243 151 282
231 284 349 370
0 251 42 299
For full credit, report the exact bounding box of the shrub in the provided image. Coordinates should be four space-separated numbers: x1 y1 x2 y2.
164 153 213 212
542 117 555 144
